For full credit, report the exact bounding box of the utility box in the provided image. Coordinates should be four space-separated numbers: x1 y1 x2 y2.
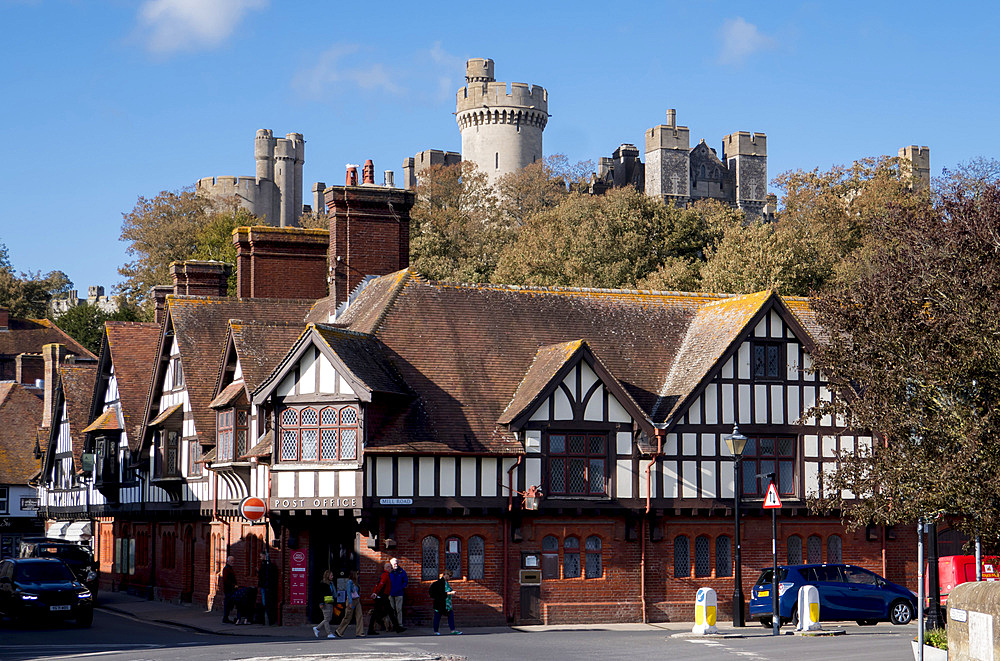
519 569 541 585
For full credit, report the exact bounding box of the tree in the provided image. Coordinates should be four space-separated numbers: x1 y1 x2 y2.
0 240 74 318
53 302 146 355
810 181 1000 542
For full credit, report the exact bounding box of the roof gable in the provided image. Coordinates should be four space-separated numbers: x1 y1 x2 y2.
94 322 160 450
0 383 44 484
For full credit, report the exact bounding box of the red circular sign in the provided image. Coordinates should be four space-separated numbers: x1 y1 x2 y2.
240 497 267 521
292 550 306 563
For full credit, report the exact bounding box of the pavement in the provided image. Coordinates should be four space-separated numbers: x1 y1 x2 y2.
95 590 724 639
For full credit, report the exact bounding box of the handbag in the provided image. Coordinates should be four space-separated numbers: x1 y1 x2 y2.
323 595 334 604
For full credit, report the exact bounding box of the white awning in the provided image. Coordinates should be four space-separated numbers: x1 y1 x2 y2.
46 521 92 542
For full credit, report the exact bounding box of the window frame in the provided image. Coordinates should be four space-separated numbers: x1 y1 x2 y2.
421 536 440 580
278 404 360 463
445 536 462 579
751 340 784 381
0 486 8 515
563 536 581 579
674 535 690 578
715 536 732 578
546 431 608 497
541 535 559 579
694 535 711 577
467 536 485 581
741 436 797 497
584 535 602 579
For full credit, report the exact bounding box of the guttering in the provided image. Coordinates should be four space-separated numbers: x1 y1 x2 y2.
504 453 524 623
641 425 666 624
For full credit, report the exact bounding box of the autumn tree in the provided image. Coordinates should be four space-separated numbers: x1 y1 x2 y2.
0 242 74 318
810 180 1000 542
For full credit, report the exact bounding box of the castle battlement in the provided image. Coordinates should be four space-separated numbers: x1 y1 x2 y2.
196 175 269 193
723 131 767 157
457 81 548 114
645 124 690 152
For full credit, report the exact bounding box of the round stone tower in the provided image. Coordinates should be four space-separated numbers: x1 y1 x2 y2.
456 58 548 184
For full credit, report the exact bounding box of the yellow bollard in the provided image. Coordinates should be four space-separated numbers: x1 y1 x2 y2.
796 585 822 632
692 587 719 634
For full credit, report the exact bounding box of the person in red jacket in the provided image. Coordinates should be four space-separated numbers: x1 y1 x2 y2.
368 561 404 634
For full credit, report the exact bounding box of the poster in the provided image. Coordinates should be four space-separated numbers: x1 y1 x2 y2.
289 550 308 606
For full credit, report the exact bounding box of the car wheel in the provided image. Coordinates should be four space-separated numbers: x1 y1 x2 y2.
76 609 93 628
857 619 878 626
890 600 913 625
791 604 799 627
759 616 773 628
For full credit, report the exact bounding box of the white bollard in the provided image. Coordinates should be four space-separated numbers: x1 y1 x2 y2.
796 585 822 632
691 587 719 634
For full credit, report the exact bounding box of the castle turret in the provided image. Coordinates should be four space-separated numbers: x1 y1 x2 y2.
723 131 767 218
645 109 691 202
456 58 548 185
899 145 930 191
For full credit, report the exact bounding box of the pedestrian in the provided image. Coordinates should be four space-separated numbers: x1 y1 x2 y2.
429 569 462 635
313 570 337 638
221 555 237 624
333 570 366 638
258 552 279 625
388 557 408 625
368 561 405 635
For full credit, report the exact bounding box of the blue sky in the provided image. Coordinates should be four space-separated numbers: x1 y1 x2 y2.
1 0 994 296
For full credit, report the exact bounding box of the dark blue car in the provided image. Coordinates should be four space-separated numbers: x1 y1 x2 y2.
749 564 916 627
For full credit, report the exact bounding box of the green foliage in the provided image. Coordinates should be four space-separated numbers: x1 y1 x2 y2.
0 242 75 318
924 628 948 650
52 301 146 355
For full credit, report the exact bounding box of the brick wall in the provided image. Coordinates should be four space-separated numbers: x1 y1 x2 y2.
233 226 329 300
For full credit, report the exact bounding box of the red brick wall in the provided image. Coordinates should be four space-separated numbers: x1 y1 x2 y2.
233 227 329 300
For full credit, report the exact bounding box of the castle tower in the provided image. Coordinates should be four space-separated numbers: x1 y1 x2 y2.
899 145 931 191
723 131 767 218
456 58 548 185
273 133 305 228
645 109 691 203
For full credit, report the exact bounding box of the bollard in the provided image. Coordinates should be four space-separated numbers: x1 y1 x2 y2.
692 587 719 635
796 585 822 632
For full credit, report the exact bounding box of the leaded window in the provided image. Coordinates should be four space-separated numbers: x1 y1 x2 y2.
585 536 602 579
216 408 248 463
694 535 711 577
787 535 803 565
564 536 581 578
742 437 796 496
445 537 462 579
468 536 485 580
421 536 439 580
278 405 360 462
716 536 732 577
674 536 690 577
752 341 783 381
807 535 822 564
827 535 842 564
542 535 559 579
548 432 607 496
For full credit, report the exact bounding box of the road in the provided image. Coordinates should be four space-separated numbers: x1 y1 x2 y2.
0 608 921 661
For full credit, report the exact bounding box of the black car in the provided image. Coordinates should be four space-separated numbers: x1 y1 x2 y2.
0 558 94 627
19 540 98 597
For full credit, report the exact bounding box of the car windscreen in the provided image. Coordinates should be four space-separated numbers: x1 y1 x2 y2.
37 545 92 565
14 561 75 583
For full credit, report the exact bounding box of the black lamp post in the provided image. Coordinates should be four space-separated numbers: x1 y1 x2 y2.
725 424 749 627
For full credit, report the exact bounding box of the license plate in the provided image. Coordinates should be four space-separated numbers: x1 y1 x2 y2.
50 605 71 611
758 590 769 597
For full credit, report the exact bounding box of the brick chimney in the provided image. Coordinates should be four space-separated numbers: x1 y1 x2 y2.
0 307 9 331
151 285 173 325
170 260 231 297
42 343 68 430
233 226 330 299
16 352 43 385
325 182 415 306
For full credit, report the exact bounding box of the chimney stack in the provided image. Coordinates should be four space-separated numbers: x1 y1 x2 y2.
346 165 359 186
42 343 67 430
666 108 676 127
0 307 8 331
16 352 43 385
151 285 173 325
170 260 231 298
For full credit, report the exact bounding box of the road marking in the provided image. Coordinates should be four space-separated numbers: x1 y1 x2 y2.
685 639 767 660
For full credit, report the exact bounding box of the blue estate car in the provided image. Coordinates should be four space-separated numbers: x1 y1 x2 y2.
749 564 917 627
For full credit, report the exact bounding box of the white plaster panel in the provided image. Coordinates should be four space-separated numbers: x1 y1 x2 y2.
500 458 519 496
687 396 701 425
462 458 479 496
299 348 317 394
819 387 832 426
805 463 820 497
419 458 436 496
787 387 800 424
754 318 767 337
738 343 750 379
722 356 733 379
616 431 632 456
771 385 784 424
803 353 815 380
665 433 678 455
529 402 548 421
584 386 604 421
525 457 542 493
857 436 873 454
705 383 718 424
337 373 359 397
616 460 633 499
822 436 837 458
339 471 357 497
233 360 243 380
841 436 855 454
681 461 698 498
770 310 783 338
376 457 393 496
638 459 653 499
608 396 630 423
787 343 799 381
318 468 336 496
319 353 336 393
397 457 414 497
664 461 678 498
802 387 817 425
701 462 717 499
439 457 456 497
804 435 819 458
525 430 541 453
277 471 295 498
553 389 573 420
754 384 767 423
738 384 751 424
277 373 293 397
580 362 598 398
481 458 497 497
822 463 837 498
701 433 716 456
682 433 697 456
299 472 315 498
722 384 734 424
720 462 735 499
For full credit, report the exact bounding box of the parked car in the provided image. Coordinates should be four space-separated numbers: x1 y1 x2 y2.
749 563 917 627
0 558 94 627
19 539 98 597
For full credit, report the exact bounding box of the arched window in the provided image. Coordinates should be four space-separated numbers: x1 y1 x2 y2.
585 536 602 579
674 536 690 577
468 536 485 580
542 535 559 579
421 536 439 580
807 535 822 564
715 536 732 577
700 164 706 178
787 535 803 565
694 535 711 577
564 536 581 578
827 535 842 564
445 537 462 579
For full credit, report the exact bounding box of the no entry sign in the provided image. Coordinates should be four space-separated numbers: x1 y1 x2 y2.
240 496 268 521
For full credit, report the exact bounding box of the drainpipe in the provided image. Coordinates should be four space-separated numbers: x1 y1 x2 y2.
504 454 524 623
641 427 665 624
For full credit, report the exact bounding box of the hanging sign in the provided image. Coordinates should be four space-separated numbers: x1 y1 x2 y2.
763 482 782 509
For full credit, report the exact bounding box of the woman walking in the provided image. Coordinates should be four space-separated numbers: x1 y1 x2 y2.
334 570 366 638
313 570 337 638
429 569 462 635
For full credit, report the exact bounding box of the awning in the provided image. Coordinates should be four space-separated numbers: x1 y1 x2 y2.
210 380 247 409
46 521 92 542
82 409 122 433
149 403 183 427
242 429 273 459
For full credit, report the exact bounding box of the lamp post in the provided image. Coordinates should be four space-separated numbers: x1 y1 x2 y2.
725 424 749 627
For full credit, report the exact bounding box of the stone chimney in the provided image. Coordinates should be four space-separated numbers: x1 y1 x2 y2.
169 260 231 297
0 307 8 331
151 285 173 325
42 343 67 430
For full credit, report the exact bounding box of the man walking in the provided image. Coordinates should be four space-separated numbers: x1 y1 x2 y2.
388 557 408 626
257 552 279 625
221 556 237 623
368 561 405 634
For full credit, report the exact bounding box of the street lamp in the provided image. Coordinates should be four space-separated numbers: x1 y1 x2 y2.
725 424 749 627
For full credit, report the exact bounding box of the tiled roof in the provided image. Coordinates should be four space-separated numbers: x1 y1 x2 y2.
313 325 410 396
149 403 183 427
104 322 160 450
307 269 410 333
227 321 305 394
59 364 98 469
243 429 273 459
159 297 314 447
0 382 44 484
0 316 95 359
498 340 584 426
209 380 246 409
82 408 121 433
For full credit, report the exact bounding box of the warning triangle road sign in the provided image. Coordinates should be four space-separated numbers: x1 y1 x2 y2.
763 482 782 509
